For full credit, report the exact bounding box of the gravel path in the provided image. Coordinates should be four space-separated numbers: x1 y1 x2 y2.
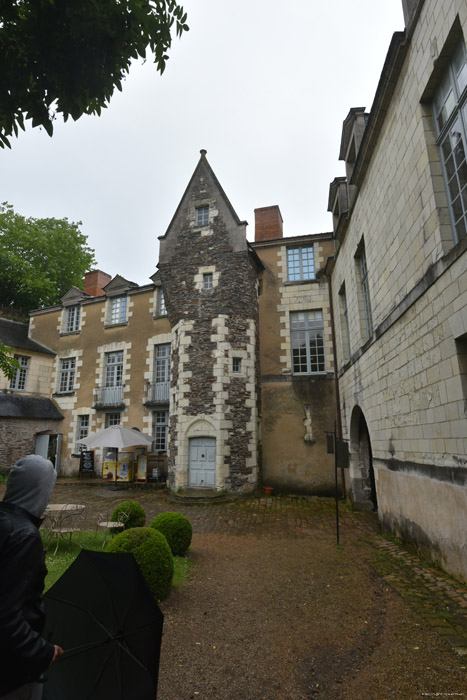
4 482 465 699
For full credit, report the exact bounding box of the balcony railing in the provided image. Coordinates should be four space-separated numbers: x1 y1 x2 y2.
144 381 170 405
93 385 124 408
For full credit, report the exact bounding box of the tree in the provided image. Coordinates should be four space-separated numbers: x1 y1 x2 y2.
0 0 189 147
0 202 97 313
0 341 19 381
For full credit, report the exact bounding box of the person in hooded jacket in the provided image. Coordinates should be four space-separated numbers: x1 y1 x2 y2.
0 455 64 700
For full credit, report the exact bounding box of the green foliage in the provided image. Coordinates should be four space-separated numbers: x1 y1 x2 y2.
0 341 20 381
0 203 96 313
150 511 192 556
0 0 189 147
105 527 174 600
111 500 146 529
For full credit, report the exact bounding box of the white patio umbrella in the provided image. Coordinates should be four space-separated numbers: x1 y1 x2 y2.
78 425 153 450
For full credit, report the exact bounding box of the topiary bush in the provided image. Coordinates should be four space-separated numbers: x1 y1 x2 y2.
111 501 145 529
106 527 174 600
150 511 193 556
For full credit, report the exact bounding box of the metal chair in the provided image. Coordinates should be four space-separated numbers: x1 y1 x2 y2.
95 511 128 548
47 505 86 555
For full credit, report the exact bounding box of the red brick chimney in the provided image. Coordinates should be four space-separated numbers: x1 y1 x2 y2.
254 206 283 242
84 270 112 296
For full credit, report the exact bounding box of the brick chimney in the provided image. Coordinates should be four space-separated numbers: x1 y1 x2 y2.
254 206 283 242
83 270 112 296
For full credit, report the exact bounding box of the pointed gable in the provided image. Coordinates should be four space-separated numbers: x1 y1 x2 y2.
60 286 92 306
158 150 248 264
102 275 139 297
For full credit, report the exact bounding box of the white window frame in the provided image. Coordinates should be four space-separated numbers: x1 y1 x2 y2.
287 246 315 282
105 351 123 388
58 357 76 393
76 415 90 453
105 412 121 427
153 410 168 452
10 355 29 391
65 305 80 333
157 289 166 316
433 41 467 243
290 310 326 375
195 205 209 227
358 247 373 340
203 273 213 290
108 296 127 324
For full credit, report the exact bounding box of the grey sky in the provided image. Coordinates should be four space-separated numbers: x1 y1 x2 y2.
0 0 404 287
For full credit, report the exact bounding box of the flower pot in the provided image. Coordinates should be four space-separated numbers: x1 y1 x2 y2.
263 486 274 496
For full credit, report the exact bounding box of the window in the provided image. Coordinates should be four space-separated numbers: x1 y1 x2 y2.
356 245 373 340
65 305 80 333
76 415 89 453
108 296 127 324
105 351 123 388
58 357 76 392
290 310 326 374
105 412 121 427
433 41 467 242
10 355 29 391
203 273 213 290
338 285 351 363
232 357 241 373
157 289 166 316
195 205 209 227
153 410 168 452
155 344 170 384
287 246 315 281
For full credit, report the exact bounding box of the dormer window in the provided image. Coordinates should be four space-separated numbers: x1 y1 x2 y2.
109 296 127 324
64 304 80 333
195 206 209 227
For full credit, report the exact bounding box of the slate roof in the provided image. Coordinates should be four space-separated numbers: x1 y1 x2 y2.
0 318 55 355
0 395 63 420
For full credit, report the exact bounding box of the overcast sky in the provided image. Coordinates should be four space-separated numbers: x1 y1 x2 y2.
0 0 404 287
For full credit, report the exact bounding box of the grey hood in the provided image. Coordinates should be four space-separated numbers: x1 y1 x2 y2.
3 455 56 518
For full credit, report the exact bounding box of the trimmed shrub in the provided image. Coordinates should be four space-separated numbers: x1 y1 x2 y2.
150 512 193 556
111 501 145 530
106 527 174 600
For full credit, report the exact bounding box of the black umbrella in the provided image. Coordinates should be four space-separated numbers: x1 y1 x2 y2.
43 550 164 700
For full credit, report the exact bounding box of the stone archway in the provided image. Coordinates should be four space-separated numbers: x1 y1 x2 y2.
349 406 377 511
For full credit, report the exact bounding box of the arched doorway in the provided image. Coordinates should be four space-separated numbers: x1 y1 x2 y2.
349 407 377 511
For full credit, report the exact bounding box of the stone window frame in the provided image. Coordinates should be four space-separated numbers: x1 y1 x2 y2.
432 39 467 244
9 354 29 391
195 266 220 291
290 309 326 375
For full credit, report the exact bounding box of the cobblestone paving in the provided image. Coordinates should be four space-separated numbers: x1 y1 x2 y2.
3 479 466 661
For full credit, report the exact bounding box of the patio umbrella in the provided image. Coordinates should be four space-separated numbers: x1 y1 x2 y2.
43 550 164 700
78 424 153 450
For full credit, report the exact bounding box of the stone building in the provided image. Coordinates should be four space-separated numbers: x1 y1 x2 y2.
1 153 336 494
328 0 467 580
0 318 63 467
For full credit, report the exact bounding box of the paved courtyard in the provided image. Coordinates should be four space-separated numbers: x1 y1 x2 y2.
2 480 466 698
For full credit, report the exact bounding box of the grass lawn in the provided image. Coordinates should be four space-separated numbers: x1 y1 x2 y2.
41 529 192 592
